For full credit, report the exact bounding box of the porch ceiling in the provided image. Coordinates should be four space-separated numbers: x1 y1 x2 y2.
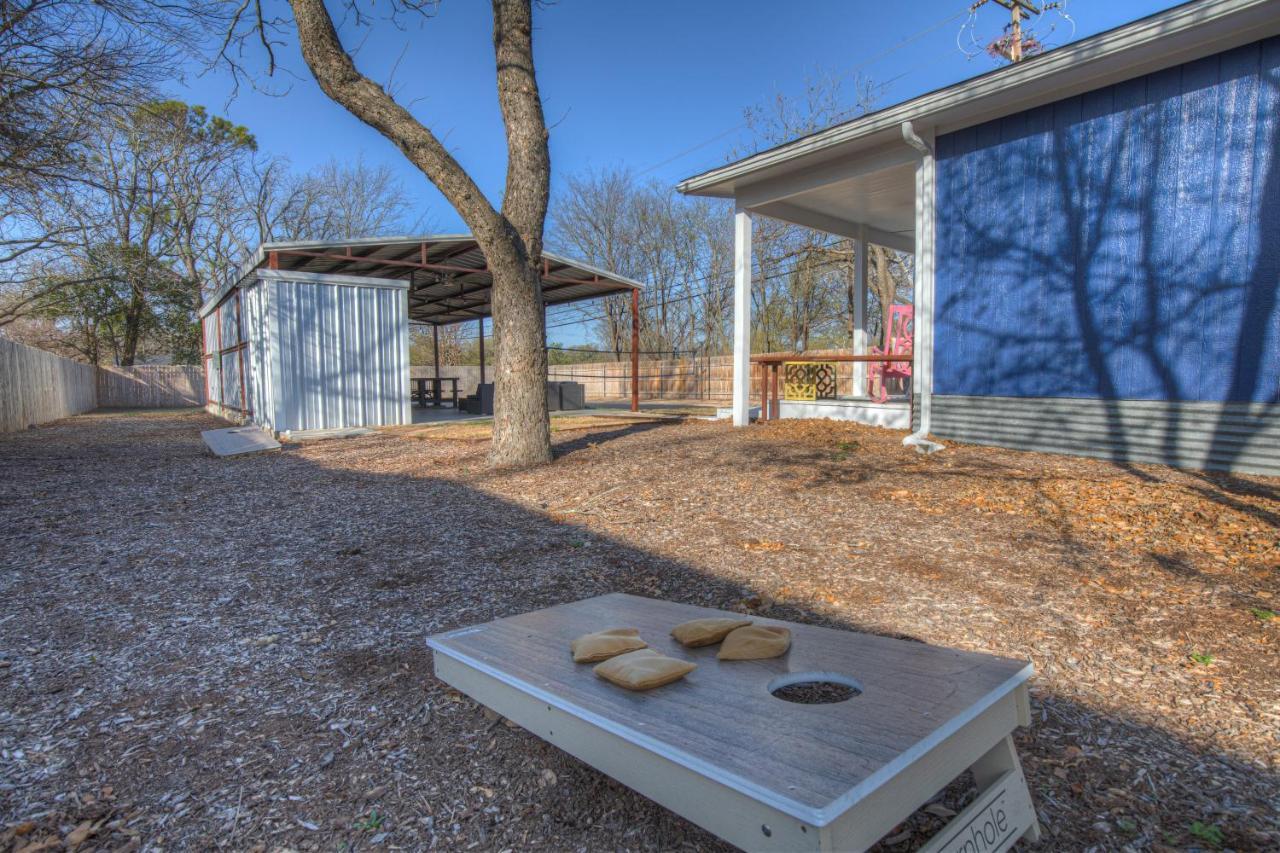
746 157 917 251
783 161 916 237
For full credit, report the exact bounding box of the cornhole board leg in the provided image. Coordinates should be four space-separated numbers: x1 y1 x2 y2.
918 758 1040 853
818 686 1035 852
432 649 1038 853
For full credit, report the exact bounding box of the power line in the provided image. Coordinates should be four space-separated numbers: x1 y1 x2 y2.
411 244 854 345
631 7 970 178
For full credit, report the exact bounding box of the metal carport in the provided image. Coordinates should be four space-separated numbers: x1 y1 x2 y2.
199 234 644 434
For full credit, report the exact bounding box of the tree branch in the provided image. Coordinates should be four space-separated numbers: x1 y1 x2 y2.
286 0 503 242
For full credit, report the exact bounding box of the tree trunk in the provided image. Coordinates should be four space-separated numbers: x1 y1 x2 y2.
489 255 549 467
120 286 146 366
870 245 896 349
285 0 552 467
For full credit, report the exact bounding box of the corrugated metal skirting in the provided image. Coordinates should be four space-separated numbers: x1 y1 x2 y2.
924 396 1280 476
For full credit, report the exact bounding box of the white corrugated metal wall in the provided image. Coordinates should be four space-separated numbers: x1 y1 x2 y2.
241 280 274 430
264 270 408 433
201 269 409 434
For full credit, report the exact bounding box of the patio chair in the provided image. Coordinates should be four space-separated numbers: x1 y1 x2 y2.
867 304 913 403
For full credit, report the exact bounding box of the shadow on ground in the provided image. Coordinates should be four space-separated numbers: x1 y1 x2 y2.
0 410 1275 851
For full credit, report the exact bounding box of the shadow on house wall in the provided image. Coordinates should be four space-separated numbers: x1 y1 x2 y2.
934 36 1280 473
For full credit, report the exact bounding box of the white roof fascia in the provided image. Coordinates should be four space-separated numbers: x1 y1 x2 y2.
254 269 410 290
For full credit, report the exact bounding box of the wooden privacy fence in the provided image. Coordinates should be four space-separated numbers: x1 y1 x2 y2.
416 350 864 403
1 337 208 433
97 365 205 408
0 337 98 432
544 350 863 402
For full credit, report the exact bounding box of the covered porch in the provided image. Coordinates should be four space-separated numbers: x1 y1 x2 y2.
680 112 939 449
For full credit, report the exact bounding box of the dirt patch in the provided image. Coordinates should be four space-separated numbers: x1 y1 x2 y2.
1 410 1276 851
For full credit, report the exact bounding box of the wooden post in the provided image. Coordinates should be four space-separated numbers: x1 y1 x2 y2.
432 324 442 407
267 250 279 270
759 362 769 422
477 318 486 386
630 288 640 412
853 229 868 398
770 363 779 420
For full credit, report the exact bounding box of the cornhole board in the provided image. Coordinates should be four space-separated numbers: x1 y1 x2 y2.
201 425 280 457
426 593 1040 852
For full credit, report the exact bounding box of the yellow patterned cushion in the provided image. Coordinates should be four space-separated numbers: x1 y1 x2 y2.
718 625 792 660
569 627 647 663
670 617 753 647
593 649 697 690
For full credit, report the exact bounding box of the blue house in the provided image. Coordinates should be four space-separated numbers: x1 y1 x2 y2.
679 0 1280 475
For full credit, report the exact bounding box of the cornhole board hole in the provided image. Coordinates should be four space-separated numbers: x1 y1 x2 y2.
427 593 1040 852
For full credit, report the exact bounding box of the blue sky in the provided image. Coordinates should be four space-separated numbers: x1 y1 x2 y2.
179 0 1181 230
176 1 1179 345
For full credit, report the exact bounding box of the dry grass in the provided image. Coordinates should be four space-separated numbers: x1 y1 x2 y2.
1 409 1276 852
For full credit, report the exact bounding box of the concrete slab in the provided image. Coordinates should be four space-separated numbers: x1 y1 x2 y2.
201 426 281 457
282 427 374 442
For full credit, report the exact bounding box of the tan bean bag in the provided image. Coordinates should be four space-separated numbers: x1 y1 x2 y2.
670 617 753 647
570 628 647 663
593 649 697 690
717 625 792 660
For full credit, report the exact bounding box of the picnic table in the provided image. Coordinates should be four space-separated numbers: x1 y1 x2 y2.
427 593 1040 852
412 376 459 408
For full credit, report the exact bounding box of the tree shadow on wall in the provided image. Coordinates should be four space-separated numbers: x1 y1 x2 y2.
934 43 1279 485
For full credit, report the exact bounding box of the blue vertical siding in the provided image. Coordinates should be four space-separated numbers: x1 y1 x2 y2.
934 37 1280 403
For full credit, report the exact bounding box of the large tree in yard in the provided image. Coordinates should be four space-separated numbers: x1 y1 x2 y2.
283 0 552 468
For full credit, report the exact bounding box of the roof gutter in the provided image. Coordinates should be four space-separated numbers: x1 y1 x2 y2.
900 121 945 455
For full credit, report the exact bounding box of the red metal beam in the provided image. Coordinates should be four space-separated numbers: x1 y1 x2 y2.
631 288 639 413
274 249 624 289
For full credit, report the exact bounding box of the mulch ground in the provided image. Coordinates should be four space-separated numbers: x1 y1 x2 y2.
1 409 1276 852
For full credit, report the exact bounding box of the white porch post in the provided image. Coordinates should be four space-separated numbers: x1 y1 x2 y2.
914 132 934 413
852 225 868 397
906 122 938 443
732 206 753 426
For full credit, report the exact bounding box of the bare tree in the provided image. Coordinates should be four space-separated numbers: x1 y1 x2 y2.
553 167 732 359
222 0 554 466
264 156 421 242
553 168 639 360
0 0 219 325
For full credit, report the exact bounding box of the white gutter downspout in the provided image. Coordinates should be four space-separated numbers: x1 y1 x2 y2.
901 121 945 454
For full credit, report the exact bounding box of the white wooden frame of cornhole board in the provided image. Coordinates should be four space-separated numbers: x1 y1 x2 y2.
427 593 1041 852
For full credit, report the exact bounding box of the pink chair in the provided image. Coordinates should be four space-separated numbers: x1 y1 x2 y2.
867 305 913 403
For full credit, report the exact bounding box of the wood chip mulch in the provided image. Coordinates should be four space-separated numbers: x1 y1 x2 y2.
1 409 1276 852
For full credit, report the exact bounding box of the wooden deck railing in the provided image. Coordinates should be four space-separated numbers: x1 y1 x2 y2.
750 353 913 421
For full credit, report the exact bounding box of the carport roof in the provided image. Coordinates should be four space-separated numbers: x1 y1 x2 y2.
203 234 643 325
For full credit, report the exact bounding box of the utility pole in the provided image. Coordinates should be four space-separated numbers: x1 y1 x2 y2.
971 0 1056 63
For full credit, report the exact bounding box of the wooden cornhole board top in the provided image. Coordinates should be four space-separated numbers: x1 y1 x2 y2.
427 593 1031 827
